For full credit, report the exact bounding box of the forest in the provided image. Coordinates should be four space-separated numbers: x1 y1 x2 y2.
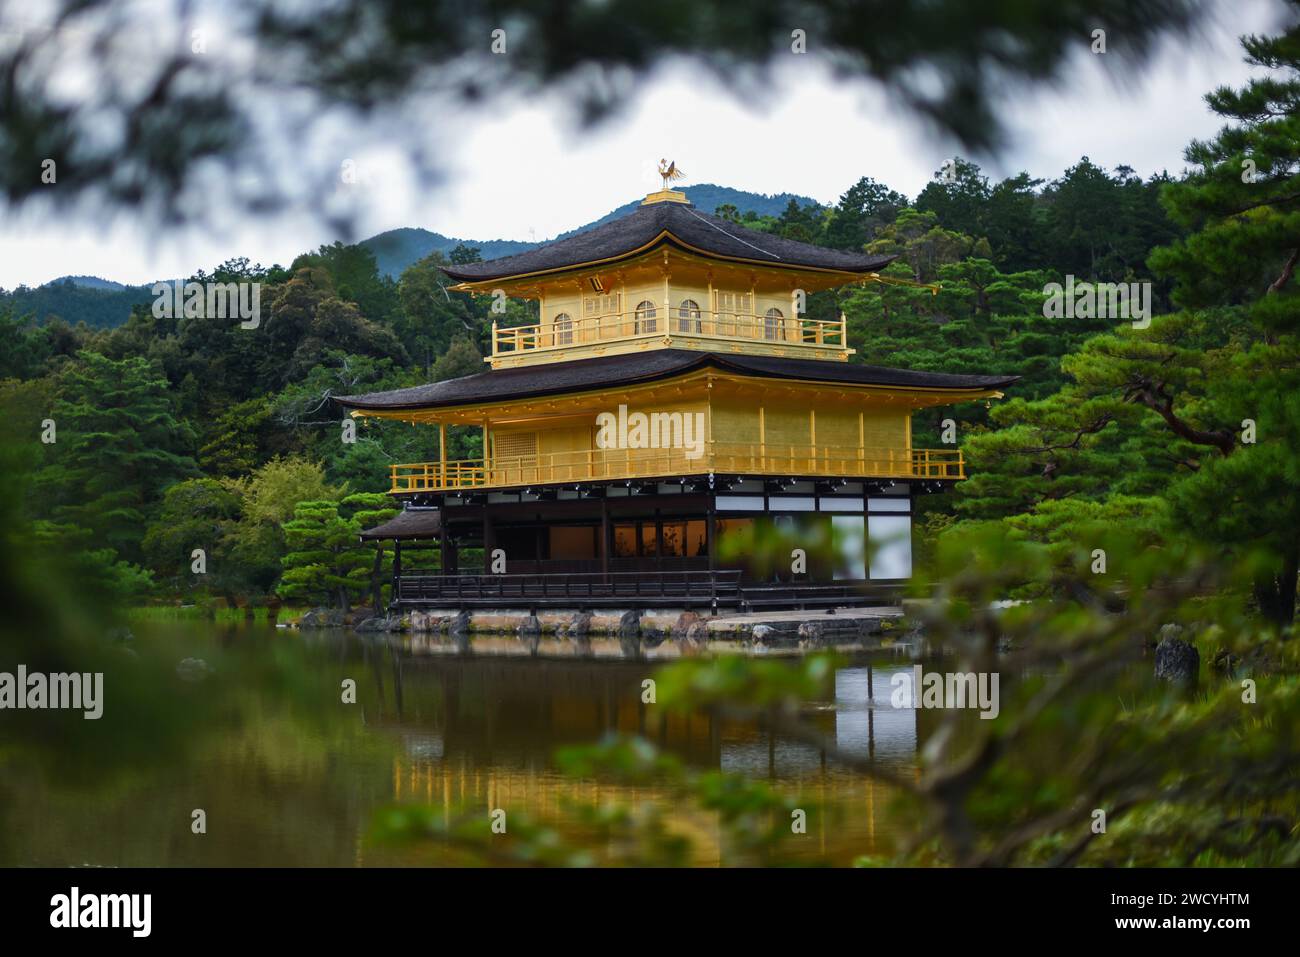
0 25 1296 633
0 0 1298 880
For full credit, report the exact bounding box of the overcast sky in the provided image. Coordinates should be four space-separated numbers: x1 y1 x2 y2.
0 0 1288 289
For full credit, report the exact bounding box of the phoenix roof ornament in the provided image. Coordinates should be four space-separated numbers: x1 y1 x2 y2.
658 159 684 188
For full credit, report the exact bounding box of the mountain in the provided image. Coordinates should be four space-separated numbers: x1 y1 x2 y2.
361 228 536 281
360 184 819 278
4 185 823 327
0 277 154 330
47 275 130 291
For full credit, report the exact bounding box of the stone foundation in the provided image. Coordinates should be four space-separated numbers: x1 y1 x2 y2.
354 606 905 653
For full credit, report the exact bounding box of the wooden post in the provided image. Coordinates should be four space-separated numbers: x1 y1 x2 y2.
858 410 865 476
810 408 817 473
439 423 447 489
706 376 714 468
600 496 610 582
706 503 716 573
392 540 402 604
663 271 670 335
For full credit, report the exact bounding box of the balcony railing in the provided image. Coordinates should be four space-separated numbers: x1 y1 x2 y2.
491 310 848 358
390 442 964 493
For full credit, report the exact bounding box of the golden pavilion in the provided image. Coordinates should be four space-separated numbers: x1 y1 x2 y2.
339 184 1014 611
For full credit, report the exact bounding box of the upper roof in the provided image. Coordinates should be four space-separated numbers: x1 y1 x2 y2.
337 350 1018 413
440 200 897 284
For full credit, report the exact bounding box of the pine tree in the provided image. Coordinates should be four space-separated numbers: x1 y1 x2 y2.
953 17 1300 625
35 351 197 563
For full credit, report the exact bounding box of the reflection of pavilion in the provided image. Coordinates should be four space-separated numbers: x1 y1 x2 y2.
365 650 924 771
363 649 926 863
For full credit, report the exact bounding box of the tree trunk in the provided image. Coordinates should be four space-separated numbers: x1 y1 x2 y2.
370 544 384 611
1254 542 1299 630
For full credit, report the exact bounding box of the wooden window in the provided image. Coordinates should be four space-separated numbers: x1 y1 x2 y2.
584 292 620 338
764 307 784 341
634 299 658 334
685 519 707 557
553 312 573 345
716 291 745 336
639 523 658 557
677 298 702 333
493 431 538 466
613 523 637 558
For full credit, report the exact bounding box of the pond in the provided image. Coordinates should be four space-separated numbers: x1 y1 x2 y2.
2 621 933 867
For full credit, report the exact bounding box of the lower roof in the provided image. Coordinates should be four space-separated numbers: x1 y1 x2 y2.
337 349 1018 413
359 508 441 541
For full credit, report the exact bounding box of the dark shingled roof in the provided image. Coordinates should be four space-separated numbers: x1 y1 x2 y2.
359 508 441 540
337 350 1018 413
440 201 897 282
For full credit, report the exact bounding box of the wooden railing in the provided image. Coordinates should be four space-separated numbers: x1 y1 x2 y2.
389 442 964 493
491 310 848 357
395 569 743 608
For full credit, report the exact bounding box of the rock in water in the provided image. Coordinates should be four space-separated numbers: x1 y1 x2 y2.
671 611 702 642
797 621 826 650
298 607 346 629
176 657 212 682
681 620 711 655
356 615 399 633
559 611 594 657
559 611 593 641
1154 633 1199 683
618 609 642 659
518 615 542 656
640 622 667 648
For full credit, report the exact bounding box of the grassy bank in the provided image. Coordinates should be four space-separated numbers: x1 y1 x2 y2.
126 604 282 623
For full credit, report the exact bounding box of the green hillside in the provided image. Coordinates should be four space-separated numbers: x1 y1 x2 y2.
1 186 818 327
0 277 154 330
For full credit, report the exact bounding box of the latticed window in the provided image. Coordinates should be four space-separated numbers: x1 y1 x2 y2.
493 431 538 465
764 307 784 340
553 312 573 345
635 300 658 334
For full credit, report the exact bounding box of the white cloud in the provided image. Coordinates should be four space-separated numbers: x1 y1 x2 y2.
0 0 1285 289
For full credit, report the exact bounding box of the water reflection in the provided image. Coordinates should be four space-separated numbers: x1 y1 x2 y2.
6 624 929 867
